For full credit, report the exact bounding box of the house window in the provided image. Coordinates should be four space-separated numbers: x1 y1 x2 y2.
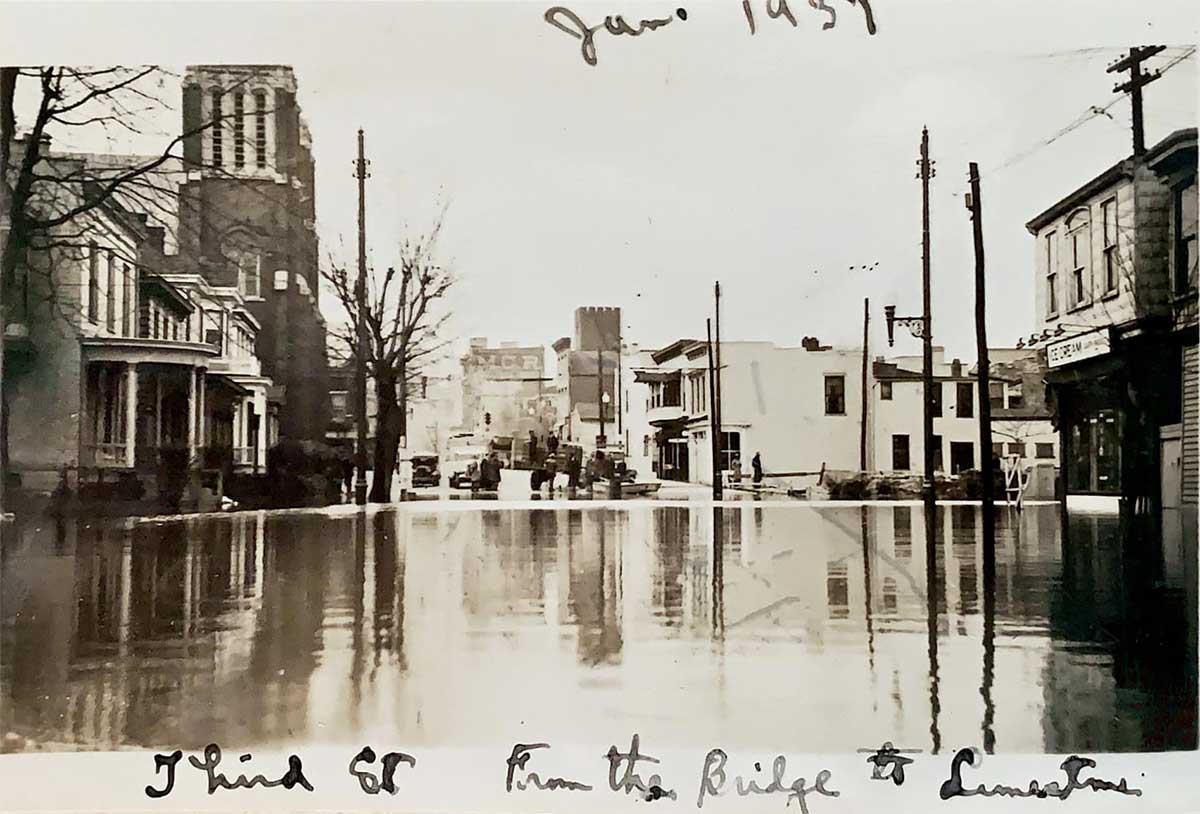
105 250 116 331
121 262 134 336
956 382 973 418
931 434 943 472
930 381 942 417
824 374 846 415
210 90 223 168
892 434 910 470
254 91 268 169
330 392 349 417
991 442 1005 458
880 381 893 400
949 441 974 474
1066 212 1090 309
1006 442 1025 457
233 92 245 168
988 381 1004 409
238 254 261 298
1045 231 1058 315
87 243 99 323
721 431 741 472
1176 177 1198 295
1101 198 1118 294
1006 382 1024 409
1035 442 1055 459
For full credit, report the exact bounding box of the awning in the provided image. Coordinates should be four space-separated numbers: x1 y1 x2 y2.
633 369 681 385
1044 352 1126 386
207 373 252 397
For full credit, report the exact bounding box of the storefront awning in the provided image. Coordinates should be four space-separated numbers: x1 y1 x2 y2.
1044 352 1126 386
633 369 681 385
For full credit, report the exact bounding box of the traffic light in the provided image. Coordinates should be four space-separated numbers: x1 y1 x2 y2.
484 412 492 427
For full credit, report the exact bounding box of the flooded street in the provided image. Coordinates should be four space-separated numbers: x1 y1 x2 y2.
2 502 1195 754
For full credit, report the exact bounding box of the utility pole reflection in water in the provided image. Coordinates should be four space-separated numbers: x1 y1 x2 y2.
981 504 998 753
711 506 726 639
924 496 941 754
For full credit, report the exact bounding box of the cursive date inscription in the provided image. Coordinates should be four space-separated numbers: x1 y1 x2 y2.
544 6 688 66
939 748 1143 800
741 0 876 36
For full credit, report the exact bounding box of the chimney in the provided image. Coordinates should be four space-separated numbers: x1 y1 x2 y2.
951 359 962 377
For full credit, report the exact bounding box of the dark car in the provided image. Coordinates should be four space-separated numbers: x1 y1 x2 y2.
411 453 440 487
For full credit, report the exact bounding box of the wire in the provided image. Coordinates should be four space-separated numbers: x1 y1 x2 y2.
983 45 1197 178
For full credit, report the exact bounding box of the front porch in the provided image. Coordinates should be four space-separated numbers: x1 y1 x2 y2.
80 337 218 501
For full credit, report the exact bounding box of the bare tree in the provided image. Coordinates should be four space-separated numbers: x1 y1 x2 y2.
323 210 455 502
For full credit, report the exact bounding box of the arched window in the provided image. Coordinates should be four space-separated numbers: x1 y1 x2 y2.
254 91 268 169
210 90 224 168
1065 210 1091 309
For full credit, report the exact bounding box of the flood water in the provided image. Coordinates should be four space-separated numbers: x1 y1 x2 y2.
1 502 1195 754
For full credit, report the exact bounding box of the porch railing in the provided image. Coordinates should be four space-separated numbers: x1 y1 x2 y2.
85 443 130 467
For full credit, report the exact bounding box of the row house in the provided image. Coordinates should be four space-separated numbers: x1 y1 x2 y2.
633 338 864 485
4 153 274 499
630 337 1056 488
871 349 1057 481
1025 128 1197 509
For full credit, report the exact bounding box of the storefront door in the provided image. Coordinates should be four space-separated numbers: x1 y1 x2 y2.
1067 408 1122 494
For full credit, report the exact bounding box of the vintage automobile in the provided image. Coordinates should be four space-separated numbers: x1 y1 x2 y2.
448 446 487 489
410 453 440 487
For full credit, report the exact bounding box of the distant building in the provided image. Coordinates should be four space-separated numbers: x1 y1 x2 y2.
553 307 622 451
178 65 330 444
459 338 548 441
632 338 864 485
1025 127 1197 508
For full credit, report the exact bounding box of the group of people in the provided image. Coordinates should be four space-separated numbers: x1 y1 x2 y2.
730 452 765 485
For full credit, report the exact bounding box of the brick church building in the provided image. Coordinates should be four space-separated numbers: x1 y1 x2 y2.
177 65 329 443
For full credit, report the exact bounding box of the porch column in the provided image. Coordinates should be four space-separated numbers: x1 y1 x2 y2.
254 388 268 472
155 372 163 446
187 369 197 456
198 370 207 448
123 363 138 467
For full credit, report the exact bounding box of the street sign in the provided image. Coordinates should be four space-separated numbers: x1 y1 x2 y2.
1047 328 1111 369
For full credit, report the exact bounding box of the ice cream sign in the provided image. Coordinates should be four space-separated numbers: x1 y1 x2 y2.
1047 328 1111 368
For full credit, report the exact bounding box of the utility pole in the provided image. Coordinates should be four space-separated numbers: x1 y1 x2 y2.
713 281 724 498
860 297 869 472
919 127 936 502
616 322 623 442
706 319 721 500
353 128 370 506
1107 46 1166 156
968 162 995 537
596 346 605 445
969 161 996 756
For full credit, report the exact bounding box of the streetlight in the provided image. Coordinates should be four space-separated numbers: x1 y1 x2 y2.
600 391 611 447
884 302 935 500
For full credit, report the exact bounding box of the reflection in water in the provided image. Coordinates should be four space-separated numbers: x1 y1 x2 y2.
0 502 1194 753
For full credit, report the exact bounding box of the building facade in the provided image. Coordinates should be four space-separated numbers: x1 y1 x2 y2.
552 307 622 451
634 339 866 486
4 154 272 498
458 338 548 441
871 349 1058 479
178 65 329 444
1026 128 1197 509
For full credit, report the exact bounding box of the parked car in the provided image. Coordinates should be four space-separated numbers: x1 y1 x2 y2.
448 446 486 489
410 453 440 487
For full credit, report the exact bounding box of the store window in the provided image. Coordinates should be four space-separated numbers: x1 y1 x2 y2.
824 374 846 415
880 380 893 400
956 382 973 418
721 431 741 472
1067 408 1121 494
892 434 910 471
1035 443 1055 459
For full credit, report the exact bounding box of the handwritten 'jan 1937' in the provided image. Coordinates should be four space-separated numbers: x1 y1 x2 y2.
543 1 876 67
543 6 688 66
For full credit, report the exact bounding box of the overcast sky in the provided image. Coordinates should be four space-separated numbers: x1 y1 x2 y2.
4 1 1197 367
